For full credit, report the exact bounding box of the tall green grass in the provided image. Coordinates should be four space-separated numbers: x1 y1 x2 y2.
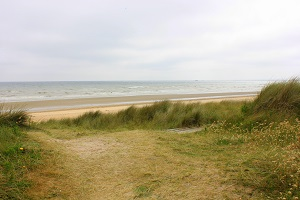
38 78 300 199
242 78 300 127
41 100 244 130
42 78 300 131
208 79 300 198
254 78 300 114
0 105 30 127
0 107 40 199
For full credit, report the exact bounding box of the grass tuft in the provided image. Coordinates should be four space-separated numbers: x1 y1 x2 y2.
40 100 244 131
242 78 300 127
0 105 30 127
254 78 300 114
0 107 40 199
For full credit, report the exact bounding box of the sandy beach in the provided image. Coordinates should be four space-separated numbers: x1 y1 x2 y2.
16 92 257 122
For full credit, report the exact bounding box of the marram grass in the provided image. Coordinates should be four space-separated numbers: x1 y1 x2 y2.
0 105 30 127
22 78 300 199
41 100 245 130
42 78 300 131
0 107 40 200
207 119 300 199
242 78 300 127
254 78 300 114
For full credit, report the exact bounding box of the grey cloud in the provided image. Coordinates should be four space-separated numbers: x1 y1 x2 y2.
1 0 300 81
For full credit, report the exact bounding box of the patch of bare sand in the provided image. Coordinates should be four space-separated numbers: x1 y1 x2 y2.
61 137 122 159
27 130 255 199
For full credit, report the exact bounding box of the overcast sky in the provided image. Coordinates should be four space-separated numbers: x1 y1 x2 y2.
1 0 300 81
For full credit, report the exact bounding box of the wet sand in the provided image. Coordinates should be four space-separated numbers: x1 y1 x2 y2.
19 92 257 122
5 92 257 112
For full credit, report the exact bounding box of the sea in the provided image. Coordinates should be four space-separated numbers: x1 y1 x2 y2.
0 80 269 103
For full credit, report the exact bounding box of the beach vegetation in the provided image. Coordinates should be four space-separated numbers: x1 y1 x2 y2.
40 100 244 130
0 107 41 199
207 120 300 199
0 105 30 127
242 78 300 128
2 78 298 199
35 78 300 199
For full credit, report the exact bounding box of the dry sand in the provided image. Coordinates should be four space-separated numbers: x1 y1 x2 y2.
27 94 256 122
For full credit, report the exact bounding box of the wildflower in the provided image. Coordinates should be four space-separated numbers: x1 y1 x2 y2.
288 191 292 195
19 147 24 151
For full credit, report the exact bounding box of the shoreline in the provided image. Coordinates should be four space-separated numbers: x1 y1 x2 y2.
4 91 258 112
19 92 258 122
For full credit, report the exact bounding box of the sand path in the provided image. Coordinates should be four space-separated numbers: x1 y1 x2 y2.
27 129 253 199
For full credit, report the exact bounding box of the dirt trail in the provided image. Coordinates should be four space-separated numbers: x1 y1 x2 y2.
28 130 252 200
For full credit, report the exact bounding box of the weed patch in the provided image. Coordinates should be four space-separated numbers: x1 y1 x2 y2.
0 125 41 200
206 120 300 199
134 185 153 198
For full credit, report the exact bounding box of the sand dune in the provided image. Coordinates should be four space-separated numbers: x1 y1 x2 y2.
27 94 255 122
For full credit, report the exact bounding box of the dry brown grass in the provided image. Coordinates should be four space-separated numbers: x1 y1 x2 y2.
25 131 80 199
25 129 260 199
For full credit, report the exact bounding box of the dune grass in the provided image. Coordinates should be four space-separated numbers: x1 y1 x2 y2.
40 79 300 131
36 78 300 199
0 105 30 127
254 78 300 115
207 120 300 199
0 78 297 199
242 78 300 128
0 107 41 200
208 78 300 199
40 100 245 131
